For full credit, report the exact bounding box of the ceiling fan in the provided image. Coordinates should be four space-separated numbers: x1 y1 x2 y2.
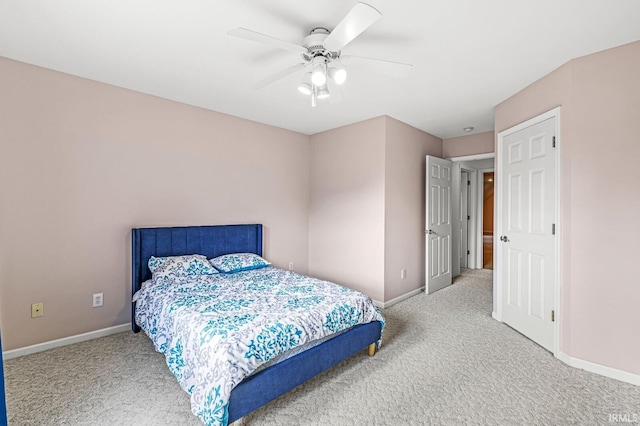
228 2 412 107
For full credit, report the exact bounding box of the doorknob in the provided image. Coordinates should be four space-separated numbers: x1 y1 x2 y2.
500 235 510 242
425 229 436 235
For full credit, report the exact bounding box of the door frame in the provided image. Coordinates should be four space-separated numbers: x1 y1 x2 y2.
465 169 478 269
448 153 495 276
493 106 562 356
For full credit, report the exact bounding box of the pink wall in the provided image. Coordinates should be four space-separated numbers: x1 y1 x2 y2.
443 131 494 158
0 58 310 350
495 41 640 375
384 117 442 301
0 57 445 349
308 117 387 301
308 116 443 304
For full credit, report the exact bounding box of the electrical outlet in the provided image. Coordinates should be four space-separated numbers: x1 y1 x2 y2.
401 269 407 280
289 262 294 271
31 302 44 318
92 293 104 308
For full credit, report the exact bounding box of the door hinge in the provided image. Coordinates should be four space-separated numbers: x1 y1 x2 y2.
467 180 471 186
467 250 470 255
467 215 470 220
551 310 555 322
552 136 556 148
552 224 556 235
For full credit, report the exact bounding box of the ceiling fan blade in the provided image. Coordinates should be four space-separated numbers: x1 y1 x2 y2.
252 63 307 89
228 27 307 54
323 2 382 52
341 55 413 78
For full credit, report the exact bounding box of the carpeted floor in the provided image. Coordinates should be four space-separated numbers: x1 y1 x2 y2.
5 269 639 425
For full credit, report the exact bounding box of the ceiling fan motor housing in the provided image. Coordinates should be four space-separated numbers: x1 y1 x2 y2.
302 28 340 61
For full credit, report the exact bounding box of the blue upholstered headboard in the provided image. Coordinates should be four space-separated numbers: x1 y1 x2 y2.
131 224 263 332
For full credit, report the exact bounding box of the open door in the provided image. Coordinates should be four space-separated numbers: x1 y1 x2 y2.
426 156 453 294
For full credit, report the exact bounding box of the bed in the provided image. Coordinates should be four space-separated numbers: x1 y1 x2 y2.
131 224 384 425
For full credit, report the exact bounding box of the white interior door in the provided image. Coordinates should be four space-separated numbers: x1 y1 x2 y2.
460 171 469 269
426 156 453 294
499 116 557 352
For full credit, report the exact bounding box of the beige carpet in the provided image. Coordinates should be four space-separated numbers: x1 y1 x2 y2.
5 269 639 425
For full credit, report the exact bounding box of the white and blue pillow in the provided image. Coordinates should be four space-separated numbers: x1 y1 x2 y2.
149 254 218 283
209 253 271 274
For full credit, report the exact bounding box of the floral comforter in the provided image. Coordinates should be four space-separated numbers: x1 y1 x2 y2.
133 266 385 426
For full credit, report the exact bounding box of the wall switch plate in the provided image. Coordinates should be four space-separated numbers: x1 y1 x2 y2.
289 262 294 271
31 302 44 318
93 293 104 308
401 269 407 280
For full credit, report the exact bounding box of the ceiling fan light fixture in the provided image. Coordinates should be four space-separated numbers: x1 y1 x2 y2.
298 72 312 95
311 67 326 86
328 65 347 85
311 57 327 86
298 83 312 95
317 85 330 99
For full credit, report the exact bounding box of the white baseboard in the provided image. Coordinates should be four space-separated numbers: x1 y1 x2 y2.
557 351 640 387
374 287 425 309
2 323 131 360
490 313 638 386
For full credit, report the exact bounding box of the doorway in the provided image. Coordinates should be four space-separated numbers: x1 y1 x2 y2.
449 155 494 277
481 171 494 270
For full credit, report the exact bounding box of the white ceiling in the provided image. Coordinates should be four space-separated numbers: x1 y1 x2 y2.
1 1 640 139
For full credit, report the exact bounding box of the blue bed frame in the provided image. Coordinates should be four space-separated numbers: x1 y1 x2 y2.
131 224 382 424
0 330 7 426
